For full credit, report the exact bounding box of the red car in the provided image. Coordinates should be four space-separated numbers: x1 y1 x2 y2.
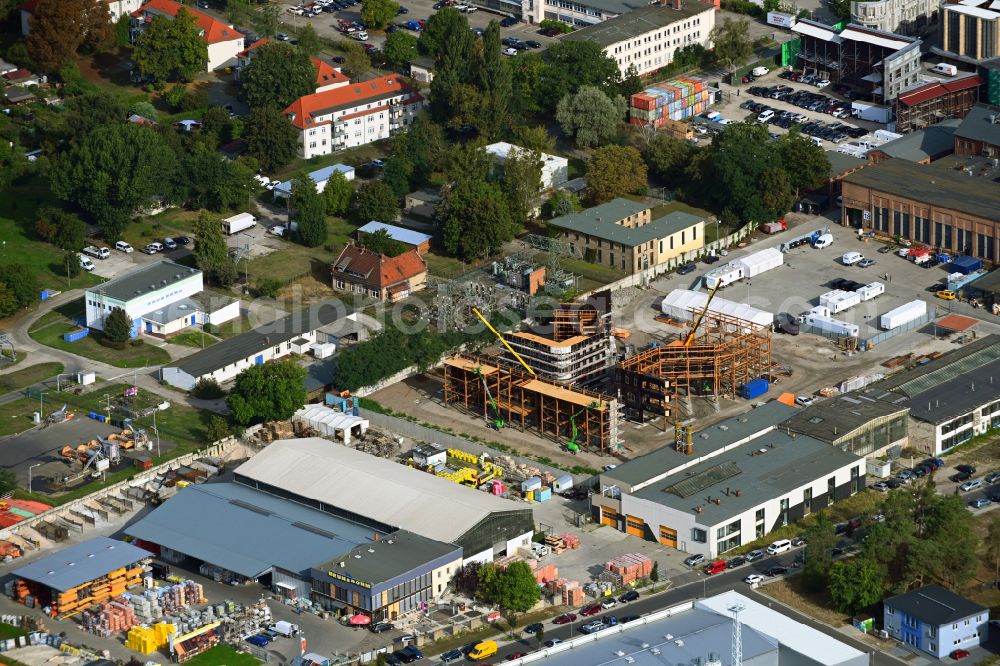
580 603 602 616
553 613 577 624
704 559 727 575
951 649 971 660
506 652 527 660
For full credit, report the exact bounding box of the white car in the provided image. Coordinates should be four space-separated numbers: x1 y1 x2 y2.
751 66 770 76
603 464 617 472
744 574 764 585
816 79 831 88
254 174 271 186
600 598 617 609
718 118 737 125
503 47 517 56
115 241 133 253
78 255 95 271
354 31 369 40
795 396 815 407
959 479 983 492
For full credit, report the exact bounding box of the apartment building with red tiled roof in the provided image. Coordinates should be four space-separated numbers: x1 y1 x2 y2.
331 243 427 303
283 74 422 158
131 0 244 71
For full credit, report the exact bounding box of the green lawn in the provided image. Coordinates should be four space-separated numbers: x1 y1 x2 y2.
274 141 389 180
28 301 171 368
167 329 219 349
424 252 481 279
0 397 44 437
0 182 105 291
0 622 27 640
248 218 354 285
0 362 64 393
560 257 627 285
646 199 715 222
182 646 261 666
122 208 203 250
213 314 254 339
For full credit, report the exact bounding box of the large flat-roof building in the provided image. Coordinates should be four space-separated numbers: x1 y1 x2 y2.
85 261 239 338
561 1 717 76
840 156 1000 260
940 0 1000 62
234 437 534 564
781 391 910 456
593 402 864 557
125 482 462 620
511 591 866 666
519 0 650 29
548 198 706 274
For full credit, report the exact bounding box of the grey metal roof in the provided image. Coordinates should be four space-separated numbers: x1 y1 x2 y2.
562 0 715 47
825 150 867 179
631 429 861 524
954 103 1000 148
781 392 909 443
304 358 335 394
842 158 1000 222
89 260 200 303
886 584 986 625
126 482 383 578
873 119 960 162
313 531 460 587
529 606 777 666
169 300 351 379
13 537 149 592
549 205 703 248
604 401 798 488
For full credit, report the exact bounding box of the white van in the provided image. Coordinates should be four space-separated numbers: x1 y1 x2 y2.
757 109 775 122
930 63 958 77
766 539 791 555
842 251 864 266
79 255 95 271
752 66 770 76
813 233 833 249
354 30 369 41
115 241 133 253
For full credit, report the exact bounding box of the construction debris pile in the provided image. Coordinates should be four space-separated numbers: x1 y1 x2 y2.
598 554 653 588
353 428 399 459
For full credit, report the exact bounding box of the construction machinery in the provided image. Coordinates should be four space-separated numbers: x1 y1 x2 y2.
680 283 721 347
44 405 73 426
474 366 505 431
565 401 601 454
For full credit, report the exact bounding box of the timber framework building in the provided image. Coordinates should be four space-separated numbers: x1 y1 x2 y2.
616 312 772 423
442 354 622 453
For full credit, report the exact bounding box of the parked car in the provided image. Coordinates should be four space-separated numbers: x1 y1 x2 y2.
744 574 764 584
439 649 463 662
544 639 563 647
399 646 423 662
950 649 971 660
524 623 543 634
764 565 788 577
986 471 1000 484
579 621 605 635
745 549 764 562
766 539 792 555
684 554 706 567
951 471 973 483
163 237 177 250
174 236 191 245
795 395 815 407
141 244 159 254
603 615 618 626
246 635 269 647
960 479 983 492
600 597 617 609
115 240 134 253
970 498 991 509
553 613 577 624
957 464 977 474
678 262 697 275
704 559 727 575
619 590 640 602
858 258 876 267
370 622 393 633
791 536 807 547
580 603 602 616
726 555 746 568
872 481 890 492
620 615 640 623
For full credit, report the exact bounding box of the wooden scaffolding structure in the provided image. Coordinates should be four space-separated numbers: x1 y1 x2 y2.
552 291 611 342
442 354 621 452
617 312 772 421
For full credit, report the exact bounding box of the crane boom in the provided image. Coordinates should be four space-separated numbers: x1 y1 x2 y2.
471 308 536 376
684 282 721 346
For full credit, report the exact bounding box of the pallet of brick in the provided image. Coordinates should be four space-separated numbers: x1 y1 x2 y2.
560 533 580 549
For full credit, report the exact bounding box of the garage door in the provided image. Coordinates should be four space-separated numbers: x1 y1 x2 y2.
601 507 619 527
626 515 646 538
659 526 677 548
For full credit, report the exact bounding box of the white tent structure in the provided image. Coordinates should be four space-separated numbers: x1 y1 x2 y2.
293 404 369 444
661 289 773 330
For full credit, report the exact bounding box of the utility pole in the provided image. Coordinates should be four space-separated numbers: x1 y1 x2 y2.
153 408 161 459
38 390 46 420
28 463 42 494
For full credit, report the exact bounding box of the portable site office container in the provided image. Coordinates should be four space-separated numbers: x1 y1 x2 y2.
880 300 927 330
857 282 885 301
802 312 860 337
819 290 862 314
702 264 744 290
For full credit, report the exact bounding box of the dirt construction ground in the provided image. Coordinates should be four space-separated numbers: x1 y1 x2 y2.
372 212 1000 469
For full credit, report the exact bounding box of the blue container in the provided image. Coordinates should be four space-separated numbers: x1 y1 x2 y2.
39 290 49 301
741 378 769 400
88 411 98 420
63 328 89 343
950 256 983 275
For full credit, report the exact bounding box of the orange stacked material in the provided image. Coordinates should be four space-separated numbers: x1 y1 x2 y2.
562 581 584 607
559 533 580 549
531 562 558 585
0 540 22 559
604 553 653 586
82 597 139 637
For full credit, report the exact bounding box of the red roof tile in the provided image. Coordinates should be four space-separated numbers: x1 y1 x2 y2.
313 58 348 89
898 76 984 107
331 243 426 291
133 0 243 44
237 37 269 58
282 74 415 130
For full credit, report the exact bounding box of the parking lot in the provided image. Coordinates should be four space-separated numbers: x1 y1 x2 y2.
277 0 559 53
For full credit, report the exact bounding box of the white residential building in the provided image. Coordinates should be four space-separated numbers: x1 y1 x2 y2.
131 0 244 71
850 0 937 36
485 142 569 189
85 260 239 337
283 75 423 159
20 0 143 34
561 0 716 76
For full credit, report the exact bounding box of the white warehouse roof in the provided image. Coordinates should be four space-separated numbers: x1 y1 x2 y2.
234 437 529 544
661 289 773 329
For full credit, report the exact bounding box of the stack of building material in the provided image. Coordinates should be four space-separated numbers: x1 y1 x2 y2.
82 597 139 636
0 541 22 560
629 77 710 126
544 534 565 554
126 622 176 654
559 533 580 549
545 579 584 606
531 562 558 584
602 554 653 586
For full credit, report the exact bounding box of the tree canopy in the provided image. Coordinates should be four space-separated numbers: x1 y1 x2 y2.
133 8 208 82
586 145 647 205
555 86 626 148
323 170 353 216
27 0 112 73
382 31 418 68
50 123 178 240
360 0 399 29
710 17 753 76
226 359 307 425
192 212 235 286
361 228 407 257
104 307 133 343
291 175 327 247
0 265 38 317
436 179 514 260
476 561 541 612
244 106 298 172
352 181 400 224
240 42 318 110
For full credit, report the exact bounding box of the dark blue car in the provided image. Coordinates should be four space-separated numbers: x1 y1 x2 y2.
246 635 270 647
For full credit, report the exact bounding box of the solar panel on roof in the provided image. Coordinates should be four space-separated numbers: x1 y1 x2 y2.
229 499 271 516
292 522 339 539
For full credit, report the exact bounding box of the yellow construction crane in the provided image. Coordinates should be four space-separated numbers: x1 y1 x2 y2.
682 282 722 347
472 307 536 375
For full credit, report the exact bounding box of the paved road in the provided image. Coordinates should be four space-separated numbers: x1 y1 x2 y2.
450 547 901 666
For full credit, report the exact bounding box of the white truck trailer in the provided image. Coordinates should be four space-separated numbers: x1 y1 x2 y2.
880 300 927 330
703 248 783 289
799 306 860 337
221 212 257 235
857 282 885 301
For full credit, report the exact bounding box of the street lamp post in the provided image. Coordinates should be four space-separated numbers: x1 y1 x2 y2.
28 463 42 494
38 390 47 420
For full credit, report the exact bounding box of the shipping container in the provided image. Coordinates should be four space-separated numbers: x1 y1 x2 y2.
63 328 89 343
703 263 744 289
742 378 769 399
881 300 927 330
